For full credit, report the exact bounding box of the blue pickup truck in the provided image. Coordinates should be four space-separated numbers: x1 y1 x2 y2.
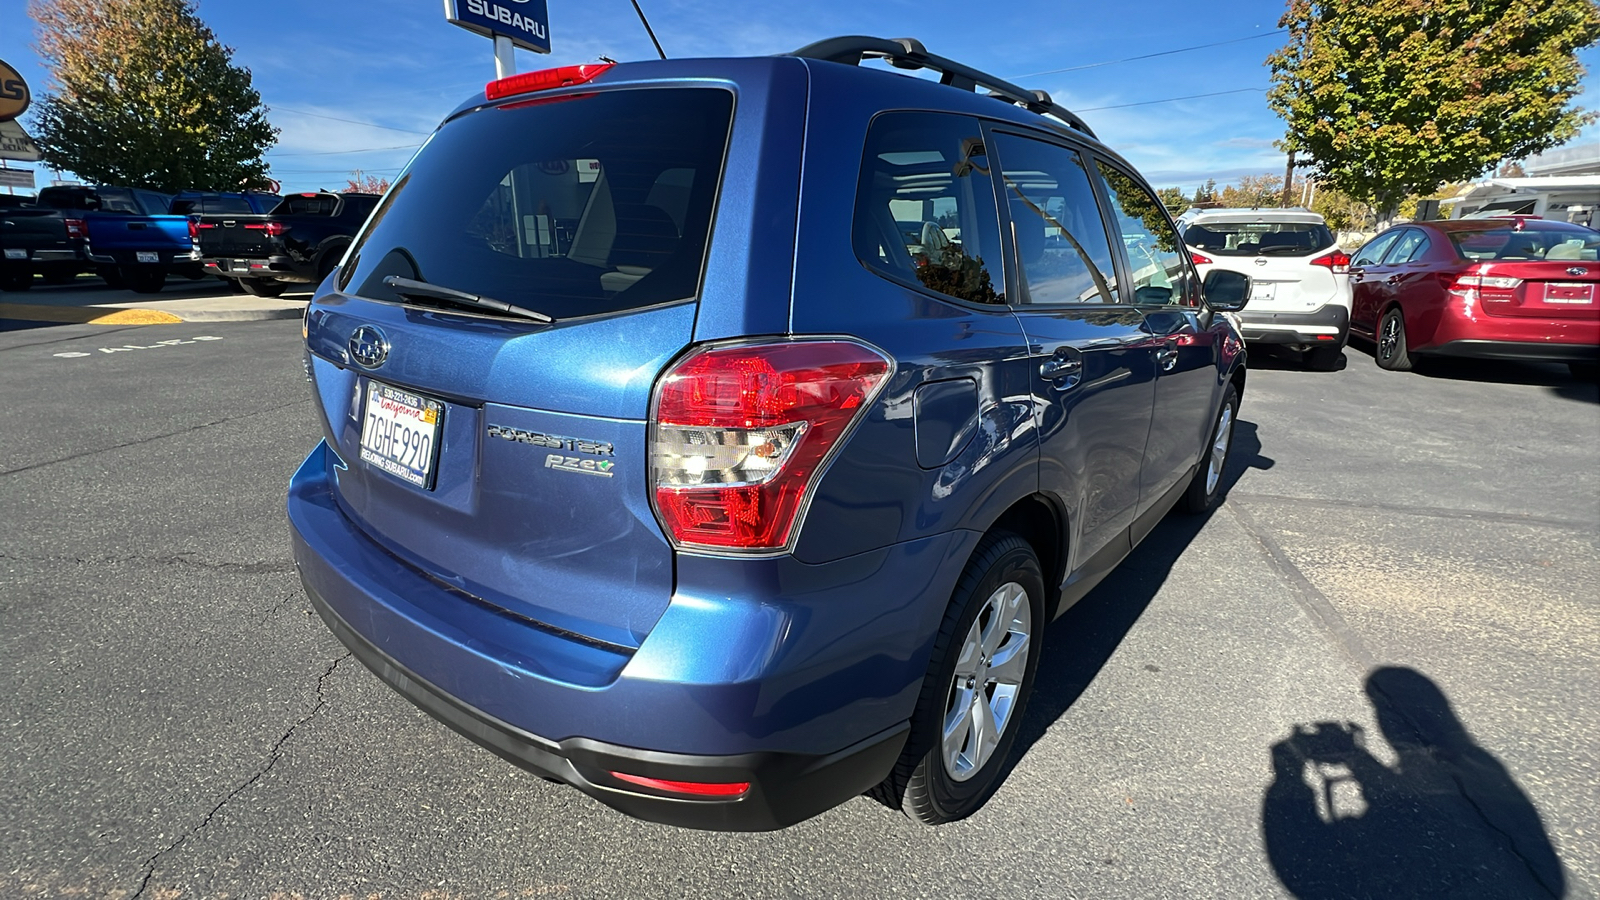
0 185 205 292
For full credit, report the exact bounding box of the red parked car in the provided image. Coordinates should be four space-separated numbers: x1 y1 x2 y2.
1348 218 1600 377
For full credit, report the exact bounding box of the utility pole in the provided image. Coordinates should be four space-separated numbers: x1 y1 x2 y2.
1281 151 1296 208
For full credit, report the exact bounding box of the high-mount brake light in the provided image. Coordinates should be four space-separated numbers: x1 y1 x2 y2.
1310 250 1351 274
485 63 615 101
1190 251 1214 266
609 772 751 798
650 341 892 552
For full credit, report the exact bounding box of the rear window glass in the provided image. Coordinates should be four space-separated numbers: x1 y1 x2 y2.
341 88 733 319
273 194 340 216
1181 220 1334 257
1447 224 1600 261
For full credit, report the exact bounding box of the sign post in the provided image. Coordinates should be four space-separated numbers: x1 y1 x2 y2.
443 0 552 77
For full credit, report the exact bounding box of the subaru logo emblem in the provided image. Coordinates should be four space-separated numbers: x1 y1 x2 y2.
1568 266 1588 277
348 325 388 368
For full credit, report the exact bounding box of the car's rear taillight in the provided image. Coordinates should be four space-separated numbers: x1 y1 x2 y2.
1449 272 1521 304
486 62 614 101
1310 250 1351 274
63 218 86 239
186 217 199 244
1191 251 1213 266
650 340 892 552
245 222 287 237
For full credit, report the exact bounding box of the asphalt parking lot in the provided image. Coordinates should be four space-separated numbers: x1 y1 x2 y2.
2 318 1596 899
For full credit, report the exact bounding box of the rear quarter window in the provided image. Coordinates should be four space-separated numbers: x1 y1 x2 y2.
340 88 733 319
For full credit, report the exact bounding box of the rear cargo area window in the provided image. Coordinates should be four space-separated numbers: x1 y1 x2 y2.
1181 220 1335 257
342 88 733 319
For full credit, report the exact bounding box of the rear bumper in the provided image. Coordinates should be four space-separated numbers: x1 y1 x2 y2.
288 441 971 829
1236 304 1349 345
203 256 309 282
1419 307 1599 361
306 574 908 831
1427 340 1600 363
85 248 195 266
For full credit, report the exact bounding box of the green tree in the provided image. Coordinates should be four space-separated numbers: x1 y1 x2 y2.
29 0 277 192
1267 0 1600 218
1191 178 1218 205
1157 187 1191 217
1219 174 1286 208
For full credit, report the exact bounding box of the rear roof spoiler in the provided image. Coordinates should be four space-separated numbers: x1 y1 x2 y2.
787 36 1096 140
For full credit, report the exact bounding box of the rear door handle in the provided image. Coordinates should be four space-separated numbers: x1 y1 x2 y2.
1155 344 1179 371
1039 354 1083 381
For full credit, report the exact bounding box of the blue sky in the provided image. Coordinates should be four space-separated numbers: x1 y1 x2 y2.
1 0 1597 194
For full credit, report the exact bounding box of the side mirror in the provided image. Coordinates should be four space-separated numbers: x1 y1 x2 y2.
1204 269 1251 312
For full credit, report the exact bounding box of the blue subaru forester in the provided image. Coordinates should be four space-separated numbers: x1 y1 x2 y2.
288 37 1251 831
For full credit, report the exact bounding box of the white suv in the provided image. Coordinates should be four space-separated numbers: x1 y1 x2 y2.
1177 208 1351 370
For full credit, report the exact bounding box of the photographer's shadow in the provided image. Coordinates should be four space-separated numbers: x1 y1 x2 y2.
1263 667 1566 899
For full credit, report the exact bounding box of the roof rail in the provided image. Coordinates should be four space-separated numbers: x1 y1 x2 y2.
786 36 1096 139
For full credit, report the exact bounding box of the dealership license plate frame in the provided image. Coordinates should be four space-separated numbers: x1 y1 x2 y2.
135 251 159 264
359 379 446 490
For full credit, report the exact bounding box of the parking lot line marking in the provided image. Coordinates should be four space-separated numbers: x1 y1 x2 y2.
0 303 183 325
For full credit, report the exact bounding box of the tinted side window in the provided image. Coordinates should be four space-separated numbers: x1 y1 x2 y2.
991 133 1118 305
853 112 1004 305
341 195 379 219
1095 162 1197 306
1384 230 1431 264
1352 231 1400 267
96 189 139 214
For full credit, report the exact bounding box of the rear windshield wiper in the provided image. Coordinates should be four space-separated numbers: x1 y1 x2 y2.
1258 245 1314 255
382 275 554 324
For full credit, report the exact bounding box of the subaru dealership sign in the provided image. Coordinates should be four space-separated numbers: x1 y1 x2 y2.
444 0 551 54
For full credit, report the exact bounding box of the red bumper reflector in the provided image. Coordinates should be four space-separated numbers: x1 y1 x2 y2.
1316 335 1335 341
610 772 750 797
486 62 614 101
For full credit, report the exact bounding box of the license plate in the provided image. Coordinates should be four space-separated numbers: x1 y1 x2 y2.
1544 282 1594 304
135 251 159 263
1251 282 1276 301
3 249 25 260
359 381 445 489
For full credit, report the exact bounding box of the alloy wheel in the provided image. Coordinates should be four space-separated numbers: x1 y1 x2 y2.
942 581 1032 781
1379 315 1398 361
1205 403 1233 495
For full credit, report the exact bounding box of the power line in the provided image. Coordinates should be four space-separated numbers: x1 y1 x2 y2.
267 144 421 157
1079 87 1265 112
1008 30 1288 80
268 106 434 136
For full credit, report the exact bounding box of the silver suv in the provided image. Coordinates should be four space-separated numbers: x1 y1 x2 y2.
1177 208 1351 370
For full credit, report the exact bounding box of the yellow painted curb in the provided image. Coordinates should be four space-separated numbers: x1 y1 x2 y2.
0 302 183 325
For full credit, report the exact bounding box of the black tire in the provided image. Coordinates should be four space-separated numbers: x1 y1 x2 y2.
122 266 167 294
878 531 1045 825
1 269 32 292
1304 344 1343 371
1570 362 1600 382
240 278 287 298
39 267 78 285
97 266 125 289
316 247 345 283
1182 382 1240 514
1375 307 1413 371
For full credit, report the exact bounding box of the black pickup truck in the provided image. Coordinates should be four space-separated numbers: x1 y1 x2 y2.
196 191 380 296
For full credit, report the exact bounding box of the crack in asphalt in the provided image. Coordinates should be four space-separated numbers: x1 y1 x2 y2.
1230 491 1595 532
0 397 311 479
0 551 295 575
0 323 150 353
128 652 351 900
